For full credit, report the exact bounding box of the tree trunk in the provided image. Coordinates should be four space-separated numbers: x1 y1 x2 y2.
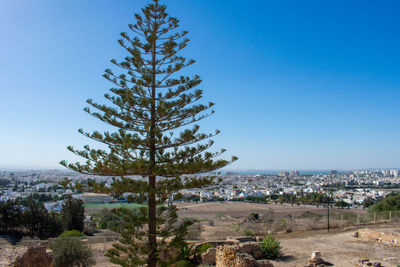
148 27 158 267
148 175 157 267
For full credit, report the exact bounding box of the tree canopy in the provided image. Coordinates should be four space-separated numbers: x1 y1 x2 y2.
61 0 236 265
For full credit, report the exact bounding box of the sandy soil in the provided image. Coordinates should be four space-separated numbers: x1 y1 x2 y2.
175 202 399 267
271 225 400 267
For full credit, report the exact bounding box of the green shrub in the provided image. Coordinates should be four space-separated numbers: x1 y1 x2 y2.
197 243 213 254
51 237 95 267
242 229 254 236
259 235 281 260
59 230 84 238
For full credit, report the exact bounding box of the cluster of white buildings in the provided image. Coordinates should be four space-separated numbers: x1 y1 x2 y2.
1 169 399 208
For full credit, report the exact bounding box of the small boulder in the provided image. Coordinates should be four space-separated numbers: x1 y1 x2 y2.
306 251 323 266
310 251 321 261
238 242 264 260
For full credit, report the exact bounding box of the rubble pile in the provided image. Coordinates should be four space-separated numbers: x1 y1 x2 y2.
214 244 274 267
357 228 400 246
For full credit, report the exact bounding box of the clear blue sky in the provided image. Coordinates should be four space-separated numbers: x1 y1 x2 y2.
1 0 400 170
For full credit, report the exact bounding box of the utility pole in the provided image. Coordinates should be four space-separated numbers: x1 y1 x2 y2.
327 193 332 232
327 198 330 232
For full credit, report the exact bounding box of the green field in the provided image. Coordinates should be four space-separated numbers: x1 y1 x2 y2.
84 203 144 210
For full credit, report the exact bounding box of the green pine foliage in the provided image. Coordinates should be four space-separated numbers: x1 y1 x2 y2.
61 195 85 232
61 0 236 265
23 196 64 239
259 235 281 260
0 199 22 233
0 197 64 239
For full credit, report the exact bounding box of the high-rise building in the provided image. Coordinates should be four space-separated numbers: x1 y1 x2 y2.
278 171 289 178
390 169 399 177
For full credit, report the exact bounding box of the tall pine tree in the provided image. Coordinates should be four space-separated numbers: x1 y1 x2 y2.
61 0 236 266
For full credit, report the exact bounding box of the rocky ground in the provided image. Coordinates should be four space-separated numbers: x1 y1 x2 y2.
0 246 27 266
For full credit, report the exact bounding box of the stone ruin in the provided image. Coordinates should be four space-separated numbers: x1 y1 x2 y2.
198 236 331 267
195 236 274 267
215 245 274 267
356 228 400 246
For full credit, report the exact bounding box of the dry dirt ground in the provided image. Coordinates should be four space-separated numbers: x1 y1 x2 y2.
177 202 365 219
177 202 366 240
92 225 400 267
271 225 400 267
176 202 399 267
93 202 400 266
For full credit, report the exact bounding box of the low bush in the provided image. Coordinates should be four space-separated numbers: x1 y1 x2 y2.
197 243 213 254
242 229 254 236
259 235 281 260
59 230 84 238
50 237 95 267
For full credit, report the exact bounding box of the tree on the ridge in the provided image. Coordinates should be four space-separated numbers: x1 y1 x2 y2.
60 0 236 266
61 195 85 232
22 196 54 239
0 199 22 233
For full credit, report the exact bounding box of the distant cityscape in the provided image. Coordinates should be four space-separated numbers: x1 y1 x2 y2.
1 168 399 210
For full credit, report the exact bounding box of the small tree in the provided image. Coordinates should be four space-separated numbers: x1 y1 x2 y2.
61 195 85 232
335 200 349 209
61 0 236 266
21 196 64 239
259 235 281 260
22 196 48 238
51 236 95 267
0 199 22 233
43 211 65 239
